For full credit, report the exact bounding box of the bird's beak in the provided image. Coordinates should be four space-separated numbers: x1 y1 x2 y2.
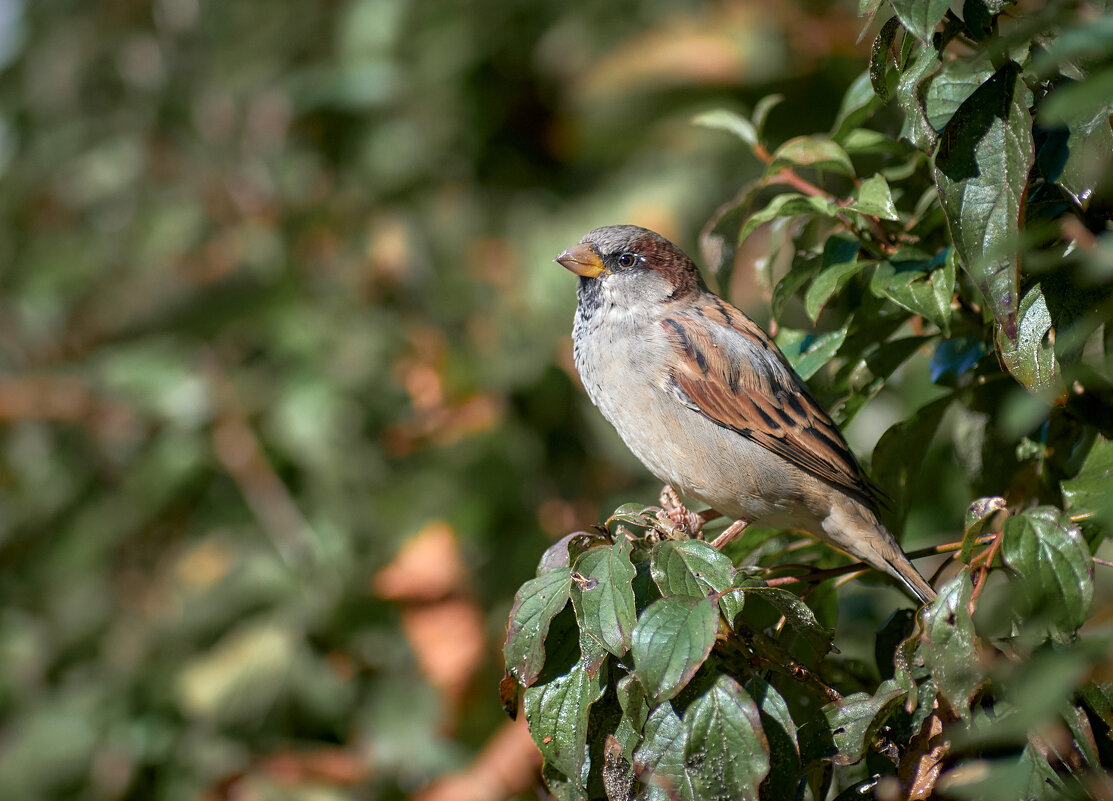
555 243 608 278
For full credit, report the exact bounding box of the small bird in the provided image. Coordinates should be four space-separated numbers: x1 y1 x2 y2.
556 225 935 604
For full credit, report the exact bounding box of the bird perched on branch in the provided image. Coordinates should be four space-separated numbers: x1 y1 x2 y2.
557 224 935 604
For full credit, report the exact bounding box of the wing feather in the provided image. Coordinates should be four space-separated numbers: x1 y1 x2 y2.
662 302 882 505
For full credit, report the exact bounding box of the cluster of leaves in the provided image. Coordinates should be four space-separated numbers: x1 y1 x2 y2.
505 468 1109 800
505 0 1113 798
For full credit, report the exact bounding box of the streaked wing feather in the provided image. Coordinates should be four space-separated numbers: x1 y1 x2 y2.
663 302 879 505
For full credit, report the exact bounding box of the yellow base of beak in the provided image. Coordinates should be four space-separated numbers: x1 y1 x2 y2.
556 243 607 278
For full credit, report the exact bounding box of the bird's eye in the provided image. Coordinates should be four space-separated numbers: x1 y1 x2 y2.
617 253 637 268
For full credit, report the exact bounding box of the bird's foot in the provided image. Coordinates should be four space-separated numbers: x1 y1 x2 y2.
710 518 750 549
658 486 721 537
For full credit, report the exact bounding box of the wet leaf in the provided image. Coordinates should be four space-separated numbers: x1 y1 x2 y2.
631 596 719 705
504 567 573 686
1001 506 1093 631
571 537 637 656
921 573 981 719
683 673 770 800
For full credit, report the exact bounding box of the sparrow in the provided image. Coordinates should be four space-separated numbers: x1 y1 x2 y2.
556 225 936 604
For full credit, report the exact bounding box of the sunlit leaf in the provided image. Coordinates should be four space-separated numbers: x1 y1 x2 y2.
631 596 719 705
571 537 637 656
683 673 770 800
504 567 573 685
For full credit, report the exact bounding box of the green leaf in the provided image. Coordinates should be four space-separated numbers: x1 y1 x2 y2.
571 537 638 656
819 678 906 765
693 109 757 147
873 396 951 524
832 72 882 142
650 540 733 599
731 586 835 656
607 502 654 530
849 173 899 220
1001 506 1093 631
891 0 950 42
631 596 719 705
745 676 800 799
771 254 820 319
924 56 994 130
1040 67 1113 128
870 248 955 334
870 16 902 102
1061 106 1113 208
960 496 1006 563
921 573 981 719
634 702 696 801
776 325 850 381
896 41 941 151
805 260 872 323
934 62 1034 381
739 193 840 244
1061 435 1113 530
683 673 770 800
768 136 855 177
752 94 784 142
996 283 1060 393
504 567 573 685
613 674 649 761
523 656 608 784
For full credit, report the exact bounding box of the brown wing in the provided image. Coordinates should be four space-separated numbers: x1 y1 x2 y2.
662 298 881 505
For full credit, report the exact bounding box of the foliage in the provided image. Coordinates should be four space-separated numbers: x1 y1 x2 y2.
505 1 1113 798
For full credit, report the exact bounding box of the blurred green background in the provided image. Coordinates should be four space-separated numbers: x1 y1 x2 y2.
0 1 961 799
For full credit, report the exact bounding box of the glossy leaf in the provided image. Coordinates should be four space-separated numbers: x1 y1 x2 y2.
632 596 719 705
960 496 1006 563
921 573 981 719
996 283 1060 393
870 248 955 334
650 539 733 600
896 40 941 151
891 0 950 42
523 656 608 783
683 673 770 800
819 679 906 765
849 173 899 220
1001 506 1093 631
571 537 637 656
934 62 1033 382
504 567 573 685
634 701 697 801
732 586 835 656
869 16 902 102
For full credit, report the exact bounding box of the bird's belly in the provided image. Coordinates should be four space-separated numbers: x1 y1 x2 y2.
605 390 813 528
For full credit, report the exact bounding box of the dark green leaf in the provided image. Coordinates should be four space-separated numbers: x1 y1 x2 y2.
768 136 855 177
504 567 573 685
870 16 902 102
849 173 899 220
1001 506 1093 631
634 702 696 801
571 537 638 656
869 248 955 334
921 573 981 719
608 503 654 530
819 679 906 765
1061 435 1113 530
524 656 608 783
772 255 821 319
832 72 882 142
632 596 719 705
934 62 1034 378
873 396 952 524
683 673 770 800
613 674 649 761
650 540 733 599
891 0 950 42
732 586 835 656
896 41 941 151
746 676 801 799
996 283 1060 393
806 261 872 323
924 56 994 130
